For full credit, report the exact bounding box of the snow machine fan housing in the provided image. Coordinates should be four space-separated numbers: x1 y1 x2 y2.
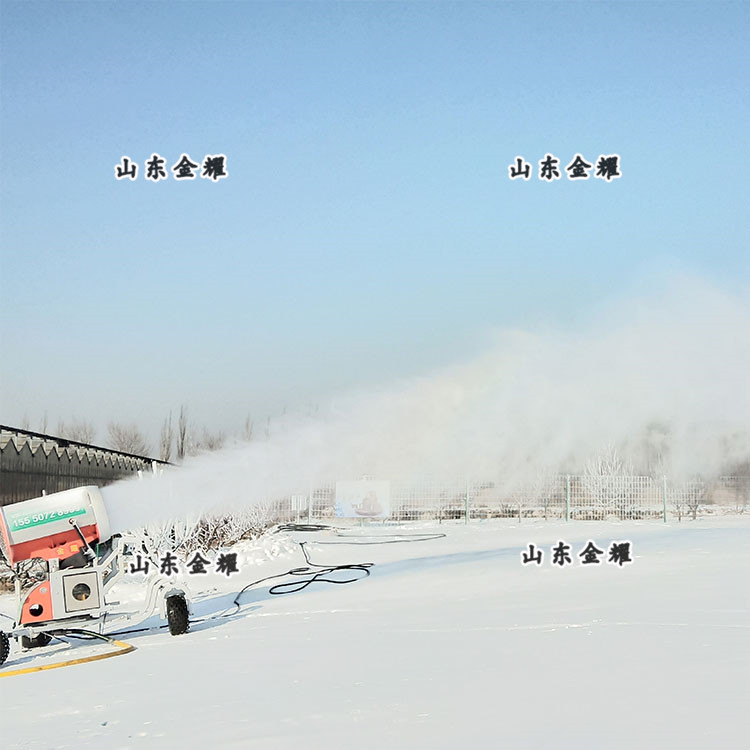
0 486 112 567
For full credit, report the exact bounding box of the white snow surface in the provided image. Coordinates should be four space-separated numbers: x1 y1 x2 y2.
1 518 748 749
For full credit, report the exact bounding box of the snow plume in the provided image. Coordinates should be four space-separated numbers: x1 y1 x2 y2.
103 276 750 532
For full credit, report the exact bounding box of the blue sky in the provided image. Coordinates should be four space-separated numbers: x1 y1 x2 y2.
1 1 748 444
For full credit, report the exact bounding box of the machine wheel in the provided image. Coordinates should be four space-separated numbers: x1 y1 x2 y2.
21 633 52 649
166 595 189 636
0 631 9 667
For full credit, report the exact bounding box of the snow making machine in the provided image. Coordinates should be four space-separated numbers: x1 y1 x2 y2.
0 486 190 668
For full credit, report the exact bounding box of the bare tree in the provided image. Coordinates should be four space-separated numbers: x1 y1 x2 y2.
39 412 48 434
526 471 560 521
160 412 174 462
722 460 750 513
672 479 707 522
176 406 188 461
583 445 638 519
243 414 253 441
641 421 671 477
685 480 708 521
189 428 225 455
57 418 96 444
205 430 225 451
20 414 30 430
107 422 151 456
739 476 750 514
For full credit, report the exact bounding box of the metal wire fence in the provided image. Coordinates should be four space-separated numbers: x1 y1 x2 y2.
268 475 750 524
42 473 738 567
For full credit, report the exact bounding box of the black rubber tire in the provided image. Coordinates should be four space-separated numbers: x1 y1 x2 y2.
166 595 189 636
21 633 52 649
0 631 9 667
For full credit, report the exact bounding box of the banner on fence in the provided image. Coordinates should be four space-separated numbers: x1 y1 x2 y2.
335 480 391 518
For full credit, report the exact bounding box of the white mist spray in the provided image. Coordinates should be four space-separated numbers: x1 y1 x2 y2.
103 277 750 533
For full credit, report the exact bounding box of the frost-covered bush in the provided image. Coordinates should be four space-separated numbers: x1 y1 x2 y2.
125 500 282 558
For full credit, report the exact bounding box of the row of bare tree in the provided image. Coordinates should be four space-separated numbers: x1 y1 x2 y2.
18 407 254 462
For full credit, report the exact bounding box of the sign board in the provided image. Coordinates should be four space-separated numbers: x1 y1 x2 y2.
335 480 390 519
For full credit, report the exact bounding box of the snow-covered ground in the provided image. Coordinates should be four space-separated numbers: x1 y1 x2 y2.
1 517 748 749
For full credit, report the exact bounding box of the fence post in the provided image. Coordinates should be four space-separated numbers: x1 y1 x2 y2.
662 476 668 523
465 480 470 525
565 475 571 522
